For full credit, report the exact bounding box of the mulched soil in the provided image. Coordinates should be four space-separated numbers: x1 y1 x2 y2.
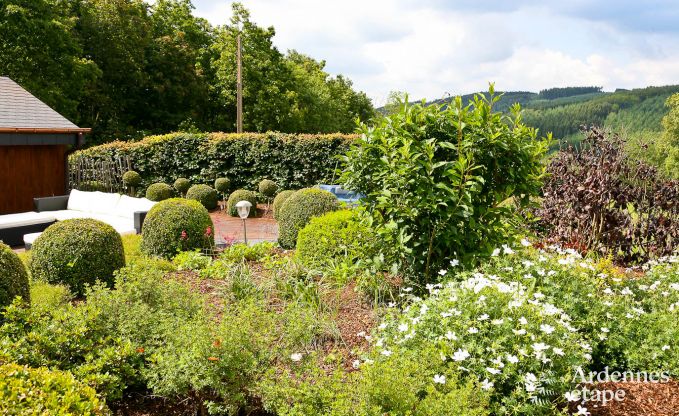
570 381 679 416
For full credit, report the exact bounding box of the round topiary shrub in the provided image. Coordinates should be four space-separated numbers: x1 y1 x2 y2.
272 190 295 220
78 180 107 192
122 170 142 188
0 363 109 415
173 178 191 195
227 189 258 217
186 184 219 210
141 198 214 259
214 177 231 194
30 219 125 297
258 179 278 199
146 182 173 202
277 188 339 249
0 242 30 309
296 209 376 269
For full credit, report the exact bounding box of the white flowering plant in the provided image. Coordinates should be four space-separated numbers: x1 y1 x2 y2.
372 273 590 415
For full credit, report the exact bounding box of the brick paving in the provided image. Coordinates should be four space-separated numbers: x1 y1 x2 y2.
210 205 279 245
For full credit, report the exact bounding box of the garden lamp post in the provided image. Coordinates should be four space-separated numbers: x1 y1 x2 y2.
235 200 252 244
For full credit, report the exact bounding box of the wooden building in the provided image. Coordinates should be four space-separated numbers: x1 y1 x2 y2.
0 77 89 214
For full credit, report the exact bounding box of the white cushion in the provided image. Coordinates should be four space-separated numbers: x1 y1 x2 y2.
23 232 42 245
88 192 121 216
67 189 95 212
88 214 136 235
50 210 92 221
0 212 56 229
115 195 156 220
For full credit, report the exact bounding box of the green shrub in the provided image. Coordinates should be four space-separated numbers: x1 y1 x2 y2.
296 210 376 269
186 184 219 210
78 180 108 192
227 189 258 217
122 170 142 188
375 269 589 415
341 85 549 282
215 177 231 194
273 190 295 220
30 219 125 296
146 182 174 201
173 177 191 195
220 242 277 263
258 179 278 198
70 133 356 192
141 198 214 259
0 363 110 415
277 188 338 249
0 242 30 310
173 250 213 271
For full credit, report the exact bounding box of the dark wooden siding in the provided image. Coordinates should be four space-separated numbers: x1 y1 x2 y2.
0 145 67 214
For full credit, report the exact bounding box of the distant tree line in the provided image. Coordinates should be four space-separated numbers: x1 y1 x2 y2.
537 86 602 100
0 1 374 144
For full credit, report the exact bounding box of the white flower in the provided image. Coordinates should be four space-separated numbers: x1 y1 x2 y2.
525 382 537 393
507 355 519 364
519 317 528 325
398 323 409 332
532 342 549 352
481 379 494 390
433 374 446 384
601 327 609 333
441 312 452 318
491 248 501 257
450 259 460 267
491 319 504 325
662 345 671 351
378 323 387 330
290 353 303 362
352 360 360 369
512 328 527 335
521 238 532 247
468 327 479 334
552 347 565 356
540 324 555 334
564 390 580 402
576 405 590 416
452 349 470 362
486 367 501 375
445 331 458 341
438 269 447 276
502 244 515 255
381 350 393 356
478 314 489 321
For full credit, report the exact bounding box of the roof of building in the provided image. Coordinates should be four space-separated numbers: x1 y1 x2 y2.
0 77 90 134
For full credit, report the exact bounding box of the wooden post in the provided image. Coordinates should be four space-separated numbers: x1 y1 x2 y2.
236 33 243 133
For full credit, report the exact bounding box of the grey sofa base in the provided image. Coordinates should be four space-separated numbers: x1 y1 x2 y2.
0 221 56 247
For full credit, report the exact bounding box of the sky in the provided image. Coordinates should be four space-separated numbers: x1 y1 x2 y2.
189 0 679 106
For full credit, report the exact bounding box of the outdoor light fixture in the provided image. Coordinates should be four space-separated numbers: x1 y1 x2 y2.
235 200 252 244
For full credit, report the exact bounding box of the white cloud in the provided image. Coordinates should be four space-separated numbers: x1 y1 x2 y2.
191 0 679 105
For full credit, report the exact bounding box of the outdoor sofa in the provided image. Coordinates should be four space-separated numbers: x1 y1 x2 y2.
0 190 155 247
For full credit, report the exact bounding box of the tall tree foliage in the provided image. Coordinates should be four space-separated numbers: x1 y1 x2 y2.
0 0 374 142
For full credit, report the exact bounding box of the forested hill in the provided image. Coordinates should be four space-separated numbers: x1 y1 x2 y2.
426 85 679 141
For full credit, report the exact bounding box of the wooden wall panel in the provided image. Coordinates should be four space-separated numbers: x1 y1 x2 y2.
0 145 67 214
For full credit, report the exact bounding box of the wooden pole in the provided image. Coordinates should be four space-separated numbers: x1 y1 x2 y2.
236 33 243 133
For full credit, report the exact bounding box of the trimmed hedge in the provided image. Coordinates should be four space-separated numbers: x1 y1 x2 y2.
173 178 191 195
227 189 258 217
141 198 214 259
146 182 173 201
30 219 125 296
272 190 295 220
258 179 278 198
186 184 219 210
277 188 339 249
0 363 109 415
122 171 141 188
215 177 231 194
296 209 376 268
69 133 355 193
0 242 30 309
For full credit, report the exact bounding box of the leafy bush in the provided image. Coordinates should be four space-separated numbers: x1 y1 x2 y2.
220 242 277 263
296 209 376 269
70 133 356 193
173 250 213 271
146 182 174 201
174 177 191 195
141 198 214 259
0 242 30 310
273 190 295 220
536 127 678 264
215 177 231 194
0 362 110 415
258 179 278 199
30 219 125 296
374 271 589 415
341 86 549 282
186 184 219 210
277 188 339 249
227 189 258 217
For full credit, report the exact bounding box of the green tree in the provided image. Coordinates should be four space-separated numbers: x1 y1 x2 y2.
0 0 99 120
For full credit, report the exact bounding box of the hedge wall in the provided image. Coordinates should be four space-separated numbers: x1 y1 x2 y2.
70 133 356 194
